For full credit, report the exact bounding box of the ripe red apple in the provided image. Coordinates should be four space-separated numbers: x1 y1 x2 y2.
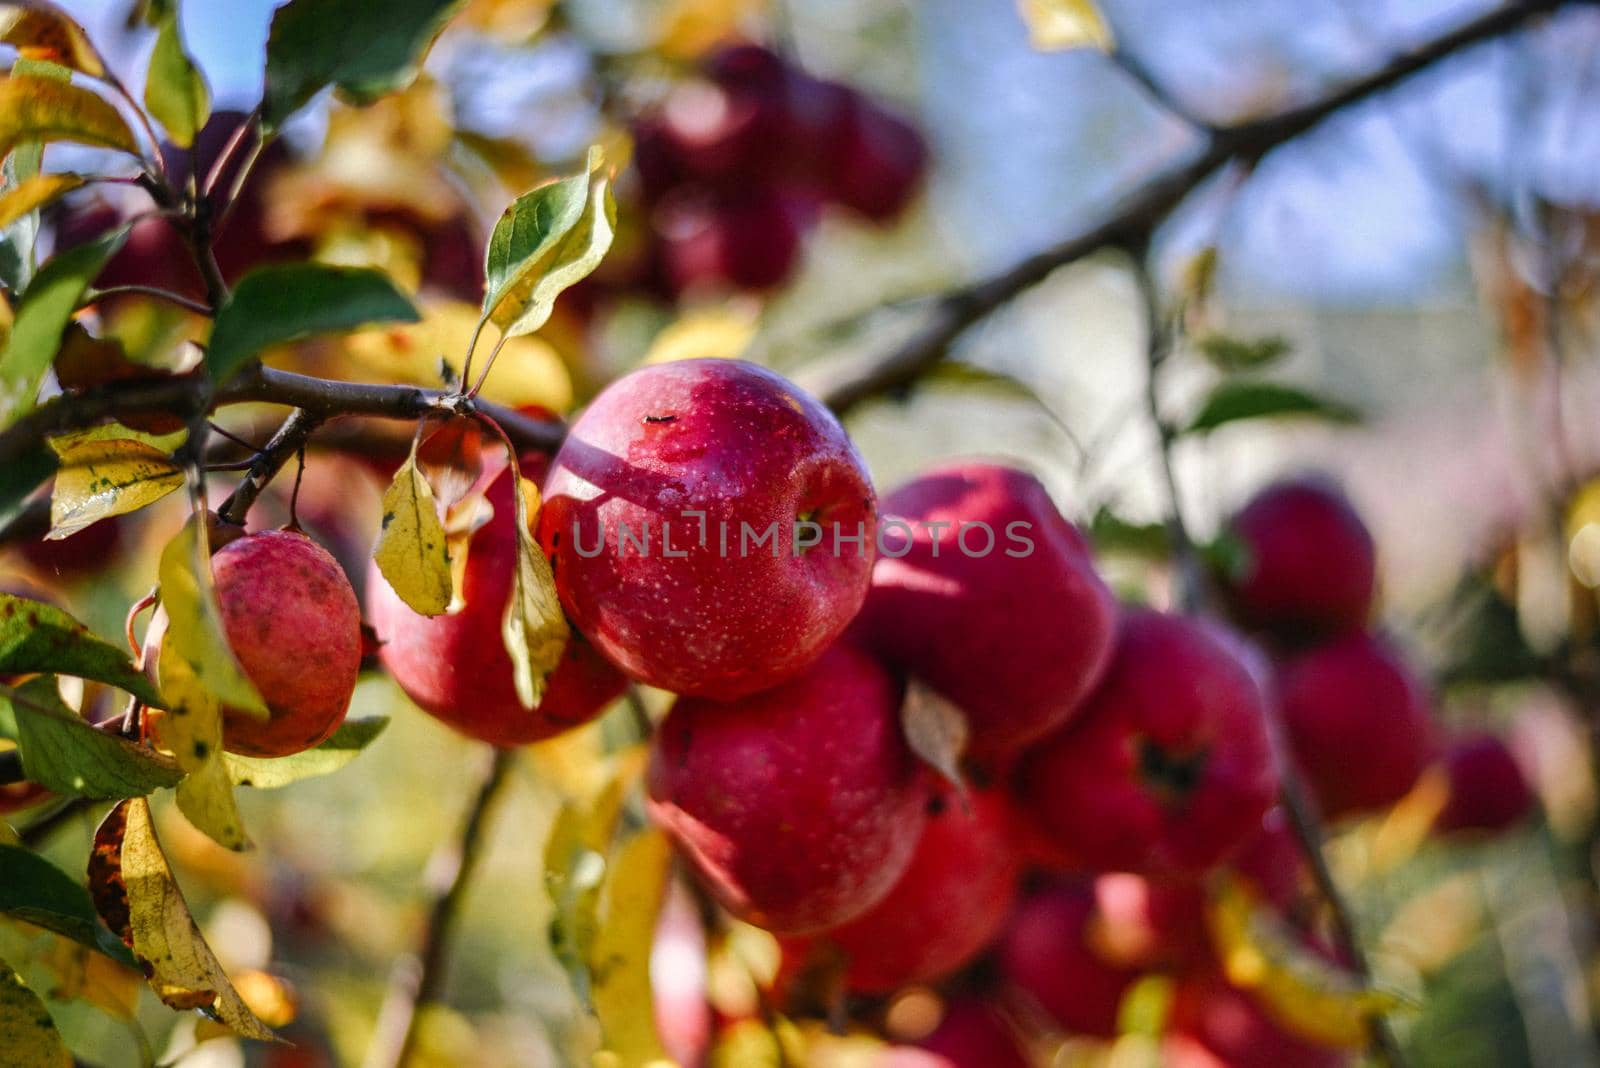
539 359 876 700
369 464 626 747
830 95 928 222
1221 478 1376 638
854 462 1116 762
1275 633 1434 821
998 881 1141 1038
789 778 1021 994
212 530 361 757
1165 973 1351 1068
15 516 124 581
1017 610 1279 873
654 185 810 294
0 780 51 813
887 998 1030 1068
1434 732 1534 835
647 643 924 934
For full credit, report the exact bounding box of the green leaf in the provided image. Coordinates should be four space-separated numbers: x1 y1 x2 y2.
1195 333 1292 373
1017 0 1113 51
0 73 139 160
482 150 616 339
0 955 71 1068
0 443 56 531
205 264 418 384
156 513 265 716
261 0 462 131
1 675 182 799
0 227 128 426
1089 506 1170 559
0 592 163 707
1183 380 1360 435
224 716 388 789
143 13 210 149
0 845 138 966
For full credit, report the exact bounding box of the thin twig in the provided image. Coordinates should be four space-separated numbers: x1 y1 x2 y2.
90 285 212 315
1279 775 1408 1066
363 748 516 1068
217 408 323 526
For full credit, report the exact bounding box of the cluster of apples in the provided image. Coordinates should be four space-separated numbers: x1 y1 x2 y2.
34 356 1539 1065
616 43 927 298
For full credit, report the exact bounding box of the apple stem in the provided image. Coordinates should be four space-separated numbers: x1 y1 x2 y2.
364 746 516 1068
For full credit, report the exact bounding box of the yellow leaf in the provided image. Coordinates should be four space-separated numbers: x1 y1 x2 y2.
372 438 452 616
0 73 138 160
119 797 275 1039
1016 0 1113 51
0 956 71 1068
1206 874 1410 1049
900 677 969 790
156 513 267 717
644 305 757 365
46 432 184 539
0 172 82 230
156 636 250 851
591 826 674 1068
501 456 568 708
339 299 573 413
0 5 103 76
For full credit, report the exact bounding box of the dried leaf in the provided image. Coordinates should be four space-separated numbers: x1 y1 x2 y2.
155 636 250 851
591 825 674 1065
0 73 138 160
901 677 968 789
373 436 452 616
0 3 103 76
501 455 567 708
0 172 83 230
47 430 184 538
1206 873 1412 1049
155 514 267 717
1016 0 1113 51
119 796 275 1038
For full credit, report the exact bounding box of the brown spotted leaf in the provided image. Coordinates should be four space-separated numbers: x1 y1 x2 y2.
119 796 275 1039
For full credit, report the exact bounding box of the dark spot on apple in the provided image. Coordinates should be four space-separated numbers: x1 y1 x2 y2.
1136 737 1207 801
643 414 678 424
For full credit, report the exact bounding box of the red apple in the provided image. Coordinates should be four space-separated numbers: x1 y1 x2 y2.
830 95 927 222
15 516 124 581
790 778 1021 994
998 881 1141 1038
855 462 1116 762
1222 478 1376 637
647 643 924 934
539 359 876 700
1165 973 1351 1068
891 998 1030 1068
211 530 361 757
1433 732 1534 834
0 780 51 813
1017 610 1280 874
1275 633 1434 821
654 185 810 294
369 464 626 747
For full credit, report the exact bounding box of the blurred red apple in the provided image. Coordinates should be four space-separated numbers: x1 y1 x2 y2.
998 881 1140 1038
1434 732 1534 834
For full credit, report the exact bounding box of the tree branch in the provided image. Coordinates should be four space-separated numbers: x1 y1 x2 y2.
805 0 1577 414
217 408 323 525
363 748 515 1068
